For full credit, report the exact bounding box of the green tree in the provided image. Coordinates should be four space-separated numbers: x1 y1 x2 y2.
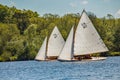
114 19 120 51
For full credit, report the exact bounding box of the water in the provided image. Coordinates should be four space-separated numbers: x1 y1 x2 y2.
0 57 120 80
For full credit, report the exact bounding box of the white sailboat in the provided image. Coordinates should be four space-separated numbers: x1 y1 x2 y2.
35 37 47 61
35 26 65 61
74 10 109 56
58 26 74 61
47 26 65 59
58 10 109 61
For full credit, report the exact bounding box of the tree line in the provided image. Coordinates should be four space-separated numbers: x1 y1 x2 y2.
0 4 120 61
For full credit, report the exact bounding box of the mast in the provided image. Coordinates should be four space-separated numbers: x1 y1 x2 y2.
58 26 74 61
74 10 109 56
35 37 47 60
47 26 65 57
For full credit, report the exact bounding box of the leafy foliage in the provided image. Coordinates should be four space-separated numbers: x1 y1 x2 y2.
0 4 120 61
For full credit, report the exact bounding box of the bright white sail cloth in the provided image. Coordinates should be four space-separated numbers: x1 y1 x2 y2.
58 27 74 61
35 37 47 60
47 26 65 57
74 10 109 56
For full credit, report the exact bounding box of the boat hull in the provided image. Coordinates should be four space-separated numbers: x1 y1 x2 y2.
35 58 56 61
58 58 81 62
58 57 107 62
91 57 107 61
81 57 107 61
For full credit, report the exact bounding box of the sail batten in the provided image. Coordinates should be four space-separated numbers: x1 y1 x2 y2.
35 37 47 60
74 10 109 55
47 26 65 57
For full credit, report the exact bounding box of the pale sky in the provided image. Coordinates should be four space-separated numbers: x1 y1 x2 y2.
0 0 120 18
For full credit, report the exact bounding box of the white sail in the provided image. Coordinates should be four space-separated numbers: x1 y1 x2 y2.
58 27 74 60
74 10 109 56
47 26 65 57
35 37 47 60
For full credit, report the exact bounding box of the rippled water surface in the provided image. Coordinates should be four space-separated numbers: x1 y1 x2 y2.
0 57 120 80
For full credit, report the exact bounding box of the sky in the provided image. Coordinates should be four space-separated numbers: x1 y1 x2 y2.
0 0 120 18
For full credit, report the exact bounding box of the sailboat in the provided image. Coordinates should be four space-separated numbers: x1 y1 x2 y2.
35 37 47 61
58 26 74 61
47 26 65 59
35 26 65 61
58 10 109 61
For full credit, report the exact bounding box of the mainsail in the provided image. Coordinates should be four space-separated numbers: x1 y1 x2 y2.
35 37 47 60
58 27 74 60
47 26 65 57
74 10 109 56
